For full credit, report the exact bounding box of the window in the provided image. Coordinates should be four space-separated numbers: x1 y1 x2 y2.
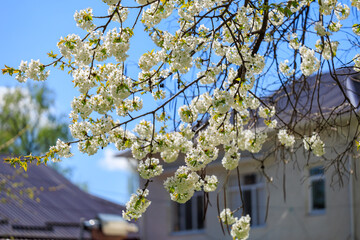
228 173 266 227
173 192 204 232
309 166 326 213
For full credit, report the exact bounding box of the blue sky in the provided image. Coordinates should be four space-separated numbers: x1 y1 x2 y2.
0 0 150 205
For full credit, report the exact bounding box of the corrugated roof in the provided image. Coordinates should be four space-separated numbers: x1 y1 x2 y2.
0 155 130 239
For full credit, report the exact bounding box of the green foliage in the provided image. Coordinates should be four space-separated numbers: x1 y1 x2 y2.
0 85 70 156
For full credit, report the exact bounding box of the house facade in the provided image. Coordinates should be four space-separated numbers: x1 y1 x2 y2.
137 132 360 240
134 70 360 240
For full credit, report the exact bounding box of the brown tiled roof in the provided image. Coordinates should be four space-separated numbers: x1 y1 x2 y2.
0 155 126 239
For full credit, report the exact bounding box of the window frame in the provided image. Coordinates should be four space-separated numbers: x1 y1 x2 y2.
171 191 205 234
308 166 326 215
227 173 266 227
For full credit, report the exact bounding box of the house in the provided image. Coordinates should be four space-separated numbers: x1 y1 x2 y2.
0 155 139 240
122 69 360 240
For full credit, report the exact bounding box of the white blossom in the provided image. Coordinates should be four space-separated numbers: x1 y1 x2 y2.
299 46 320 76
280 60 295 76
220 208 237 225
328 21 342 32
314 22 330 36
258 106 275 118
74 8 95 31
288 33 300 50
315 39 338 60
230 215 251 240
352 0 360 10
335 3 350 20
123 189 151 221
50 139 73 159
164 166 201 203
203 175 218 192
303 132 325 157
278 129 295 148
138 158 164 179
354 54 360 72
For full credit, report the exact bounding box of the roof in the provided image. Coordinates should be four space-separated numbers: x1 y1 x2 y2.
0 155 130 239
269 68 360 125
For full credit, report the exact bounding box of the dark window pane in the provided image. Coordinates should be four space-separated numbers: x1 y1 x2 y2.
256 188 265 225
197 195 204 229
185 200 192 230
244 174 256 185
310 167 324 176
173 203 181 231
312 179 325 210
243 190 252 218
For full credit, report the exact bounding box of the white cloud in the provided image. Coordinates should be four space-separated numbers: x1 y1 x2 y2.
100 148 137 173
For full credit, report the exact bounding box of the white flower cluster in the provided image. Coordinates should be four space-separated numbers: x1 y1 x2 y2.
237 130 267 153
315 39 338 60
142 1 175 28
213 89 233 114
155 131 193 163
139 49 166 72
278 129 295 148
164 166 201 203
280 60 295 76
122 189 151 221
314 22 330 36
72 67 96 94
231 215 251 240
137 0 156 5
258 105 277 128
104 27 132 62
117 97 143 117
287 33 300 50
152 90 166 100
58 26 133 67
328 21 342 32
185 146 219 171
220 209 251 240
178 105 197 123
108 126 136 151
258 106 275 118
102 0 118 5
335 3 350 20
57 34 91 66
138 158 164 179
203 175 218 192
222 143 241 170
198 66 223 84
303 132 325 157
319 0 337 15
108 5 129 23
15 60 49 82
353 24 360 36
352 0 360 10
220 208 236 225
269 9 284 26
134 120 153 139
74 8 95 31
299 46 320 76
191 92 212 114
354 54 360 72
49 139 73 159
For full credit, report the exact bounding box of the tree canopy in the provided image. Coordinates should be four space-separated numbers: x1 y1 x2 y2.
3 0 360 239
0 85 69 156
